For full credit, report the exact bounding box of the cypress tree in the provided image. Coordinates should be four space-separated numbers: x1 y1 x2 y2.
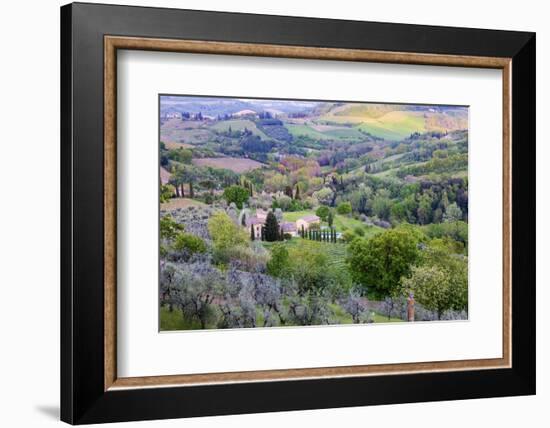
250 224 255 241
301 225 305 238
327 210 334 228
264 211 280 242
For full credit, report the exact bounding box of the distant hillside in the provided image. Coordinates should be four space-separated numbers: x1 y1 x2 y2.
319 103 468 140
160 96 320 118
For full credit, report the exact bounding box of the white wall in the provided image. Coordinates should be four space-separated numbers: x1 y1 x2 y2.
0 0 546 427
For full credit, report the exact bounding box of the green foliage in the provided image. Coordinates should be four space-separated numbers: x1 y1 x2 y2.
444 202 463 222
222 185 250 209
160 215 184 240
402 237 468 318
396 153 468 177
416 193 433 225
354 226 365 236
342 230 357 243
160 184 175 203
347 228 421 299
173 233 207 254
327 210 335 227
315 205 330 221
336 201 352 215
403 259 467 319
263 211 280 242
168 147 193 164
287 241 332 295
424 221 468 247
208 212 248 251
372 193 392 221
266 243 291 278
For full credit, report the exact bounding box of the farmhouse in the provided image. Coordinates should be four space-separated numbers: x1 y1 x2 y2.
296 215 321 232
245 211 318 240
246 215 265 239
281 222 298 237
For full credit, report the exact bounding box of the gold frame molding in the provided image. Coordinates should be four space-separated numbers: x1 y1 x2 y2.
104 36 512 391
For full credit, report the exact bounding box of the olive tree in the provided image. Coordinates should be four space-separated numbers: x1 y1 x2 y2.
168 261 224 328
402 261 467 320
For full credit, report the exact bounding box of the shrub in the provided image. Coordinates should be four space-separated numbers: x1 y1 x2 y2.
315 206 330 221
353 226 365 236
208 212 248 251
266 244 291 278
160 184 175 203
342 230 357 243
336 201 352 215
160 215 184 240
173 233 207 255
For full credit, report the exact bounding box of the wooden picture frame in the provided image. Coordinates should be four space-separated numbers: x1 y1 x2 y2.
61 2 535 424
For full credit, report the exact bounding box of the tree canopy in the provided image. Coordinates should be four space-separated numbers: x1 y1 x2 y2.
223 185 250 209
347 228 422 299
207 212 248 251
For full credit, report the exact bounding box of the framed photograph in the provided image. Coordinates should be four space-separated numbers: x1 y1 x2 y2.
61 2 535 424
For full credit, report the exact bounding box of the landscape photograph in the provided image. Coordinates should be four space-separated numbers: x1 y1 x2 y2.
159 95 469 331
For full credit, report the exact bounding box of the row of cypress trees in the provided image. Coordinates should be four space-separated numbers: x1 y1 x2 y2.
300 225 338 243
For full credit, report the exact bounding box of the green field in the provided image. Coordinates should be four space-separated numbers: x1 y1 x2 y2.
282 210 382 237
287 123 363 141
323 127 365 139
357 112 427 141
212 119 271 140
321 110 427 141
286 124 331 140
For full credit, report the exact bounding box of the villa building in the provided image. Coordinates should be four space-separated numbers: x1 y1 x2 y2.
281 222 298 237
296 215 321 232
246 215 266 239
246 211 320 240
